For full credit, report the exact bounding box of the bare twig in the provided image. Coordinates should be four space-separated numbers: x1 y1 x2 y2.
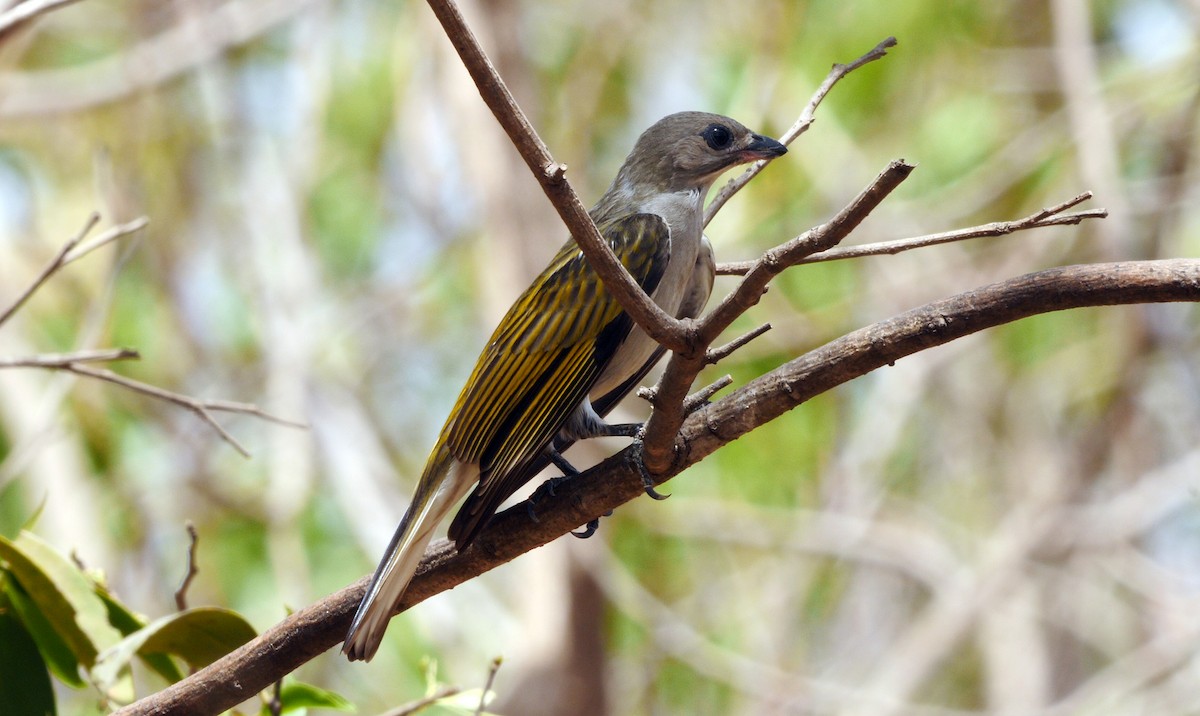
47 362 303 457
475 657 502 716
704 36 899 225
717 193 1107 274
681 375 734 415
174 522 199 612
63 216 150 266
0 348 139 368
707 323 773 365
0 214 148 329
0 212 99 329
0 0 87 35
379 686 462 716
1 212 301 455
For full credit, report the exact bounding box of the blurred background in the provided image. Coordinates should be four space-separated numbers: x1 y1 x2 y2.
2 0 1199 713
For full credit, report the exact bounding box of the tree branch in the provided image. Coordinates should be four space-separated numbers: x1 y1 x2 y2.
0 347 139 368
0 0 87 36
423 0 684 351
112 258 1200 716
640 159 917 473
0 212 302 456
716 192 1107 274
704 36 899 225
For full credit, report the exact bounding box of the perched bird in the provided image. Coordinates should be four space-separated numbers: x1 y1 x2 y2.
344 111 786 661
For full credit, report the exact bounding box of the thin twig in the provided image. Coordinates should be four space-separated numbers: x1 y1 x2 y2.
63 216 150 266
475 657 502 716
707 323 772 365
379 686 461 716
50 363 304 457
174 522 199 612
0 212 99 329
716 194 1107 274
681 375 734 415
0 0 87 35
0 348 140 368
704 36 899 225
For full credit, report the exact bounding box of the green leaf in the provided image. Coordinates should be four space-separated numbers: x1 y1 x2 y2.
0 532 121 668
0 593 56 716
92 607 257 692
95 587 186 685
0 572 84 688
258 681 355 714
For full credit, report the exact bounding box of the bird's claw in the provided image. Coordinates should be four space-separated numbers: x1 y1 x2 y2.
629 438 670 500
571 509 615 539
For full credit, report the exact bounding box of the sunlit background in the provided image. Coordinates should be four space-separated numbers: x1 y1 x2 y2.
2 0 1200 713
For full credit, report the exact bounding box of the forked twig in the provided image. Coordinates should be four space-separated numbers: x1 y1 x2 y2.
1 213 303 455
705 36 900 225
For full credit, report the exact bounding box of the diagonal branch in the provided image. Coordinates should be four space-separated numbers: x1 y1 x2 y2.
112 258 1200 716
423 0 683 351
1 212 302 456
0 0 88 35
705 36 899 225
0 214 148 329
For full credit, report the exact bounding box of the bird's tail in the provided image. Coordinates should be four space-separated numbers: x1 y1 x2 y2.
343 444 473 661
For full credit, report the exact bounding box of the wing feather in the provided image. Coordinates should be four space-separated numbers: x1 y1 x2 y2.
442 213 670 544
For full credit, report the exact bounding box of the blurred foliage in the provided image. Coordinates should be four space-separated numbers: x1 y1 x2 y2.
2 0 1200 714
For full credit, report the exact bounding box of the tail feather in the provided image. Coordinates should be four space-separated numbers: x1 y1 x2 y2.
343 446 476 661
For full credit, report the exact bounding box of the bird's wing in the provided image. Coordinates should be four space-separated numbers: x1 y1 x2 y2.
443 213 671 545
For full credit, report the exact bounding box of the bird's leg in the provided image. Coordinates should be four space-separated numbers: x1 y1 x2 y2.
629 436 670 500
581 421 642 438
525 445 614 538
527 445 582 524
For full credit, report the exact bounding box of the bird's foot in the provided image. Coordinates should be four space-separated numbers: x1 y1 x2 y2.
629 436 670 500
526 448 582 523
570 509 614 539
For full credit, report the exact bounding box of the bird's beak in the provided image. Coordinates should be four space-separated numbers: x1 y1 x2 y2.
741 134 788 160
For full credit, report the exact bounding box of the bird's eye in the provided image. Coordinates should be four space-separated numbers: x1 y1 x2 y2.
702 124 734 150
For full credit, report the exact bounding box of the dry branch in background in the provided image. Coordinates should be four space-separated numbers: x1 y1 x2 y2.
0 212 302 457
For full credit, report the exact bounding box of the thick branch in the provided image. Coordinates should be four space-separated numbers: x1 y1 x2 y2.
114 258 1200 716
424 0 683 351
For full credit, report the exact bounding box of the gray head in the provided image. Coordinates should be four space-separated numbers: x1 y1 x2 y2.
614 111 787 194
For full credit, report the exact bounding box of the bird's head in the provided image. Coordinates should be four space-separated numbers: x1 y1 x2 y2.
617 111 787 194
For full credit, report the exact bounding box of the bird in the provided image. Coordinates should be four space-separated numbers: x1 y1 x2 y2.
343 111 787 661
